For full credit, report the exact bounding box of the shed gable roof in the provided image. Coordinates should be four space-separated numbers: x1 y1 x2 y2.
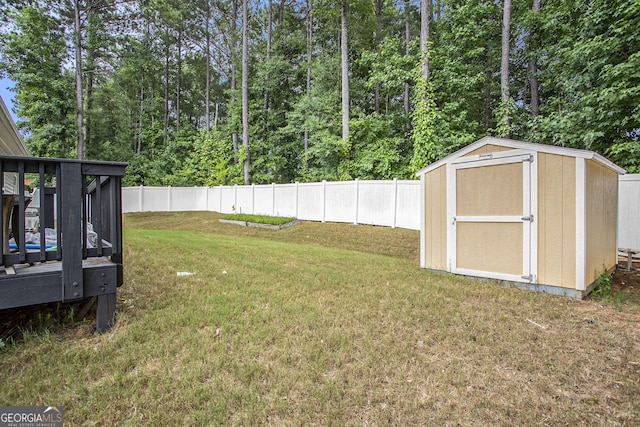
415 136 625 176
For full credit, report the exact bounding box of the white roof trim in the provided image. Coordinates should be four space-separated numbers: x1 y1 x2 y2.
0 96 29 157
619 174 640 182
415 136 625 176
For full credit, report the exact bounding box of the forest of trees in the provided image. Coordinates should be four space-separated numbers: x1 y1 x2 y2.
0 0 638 186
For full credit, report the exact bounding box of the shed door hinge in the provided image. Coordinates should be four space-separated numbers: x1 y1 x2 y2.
521 274 535 282
522 155 534 163
521 214 534 222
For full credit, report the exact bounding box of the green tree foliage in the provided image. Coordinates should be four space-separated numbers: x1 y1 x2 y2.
0 0 637 180
0 5 76 158
410 72 441 172
530 0 640 172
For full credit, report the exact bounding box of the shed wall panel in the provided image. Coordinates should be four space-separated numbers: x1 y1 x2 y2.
585 160 618 285
423 165 447 270
537 154 576 289
561 157 577 287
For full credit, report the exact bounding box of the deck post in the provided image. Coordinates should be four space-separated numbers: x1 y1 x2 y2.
96 292 117 333
60 162 84 300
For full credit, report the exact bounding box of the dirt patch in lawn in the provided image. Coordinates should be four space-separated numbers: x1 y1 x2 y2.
609 258 640 304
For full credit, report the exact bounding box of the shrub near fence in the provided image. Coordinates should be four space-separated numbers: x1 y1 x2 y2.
122 179 422 230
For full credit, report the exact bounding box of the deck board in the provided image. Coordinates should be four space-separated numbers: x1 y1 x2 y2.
0 258 118 310
0 257 113 276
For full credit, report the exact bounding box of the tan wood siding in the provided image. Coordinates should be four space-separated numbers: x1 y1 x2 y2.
537 154 576 288
423 165 447 270
457 222 523 275
457 162 523 216
465 145 512 157
585 160 618 285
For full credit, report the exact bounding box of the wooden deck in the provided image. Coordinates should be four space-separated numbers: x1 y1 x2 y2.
0 258 119 330
0 155 127 332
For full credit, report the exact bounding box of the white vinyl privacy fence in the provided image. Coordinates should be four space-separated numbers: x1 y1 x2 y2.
123 179 422 230
123 174 640 246
618 174 640 250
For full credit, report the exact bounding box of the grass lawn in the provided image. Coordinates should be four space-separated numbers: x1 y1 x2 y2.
1 212 639 425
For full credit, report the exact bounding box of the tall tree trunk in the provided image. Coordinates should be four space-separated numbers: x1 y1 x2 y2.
404 0 411 128
420 0 430 82
304 0 313 164
529 0 540 117
231 0 239 163
205 4 211 131
484 45 492 131
163 42 170 147
138 19 150 153
242 0 250 184
264 0 272 134
341 1 349 141
278 0 285 23
374 0 383 114
86 69 93 155
137 80 144 154
501 0 512 134
176 29 182 133
305 1 313 149
73 0 84 159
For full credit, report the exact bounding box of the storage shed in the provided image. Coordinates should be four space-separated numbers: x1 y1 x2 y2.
416 136 625 299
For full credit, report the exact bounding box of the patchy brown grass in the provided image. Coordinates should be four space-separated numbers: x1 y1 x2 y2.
0 212 638 425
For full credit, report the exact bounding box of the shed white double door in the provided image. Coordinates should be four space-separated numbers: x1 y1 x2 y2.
448 150 538 283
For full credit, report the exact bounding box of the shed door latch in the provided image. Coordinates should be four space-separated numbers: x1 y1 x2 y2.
521 215 534 222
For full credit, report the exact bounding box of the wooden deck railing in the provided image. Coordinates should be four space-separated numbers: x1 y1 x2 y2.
0 155 127 331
